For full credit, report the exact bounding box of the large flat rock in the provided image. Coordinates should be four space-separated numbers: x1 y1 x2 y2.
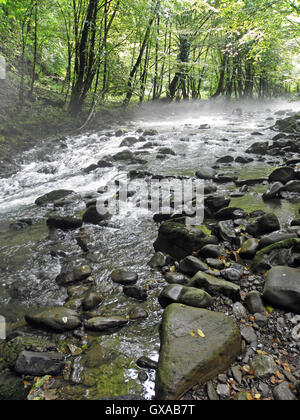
263 266 300 314
155 304 241 400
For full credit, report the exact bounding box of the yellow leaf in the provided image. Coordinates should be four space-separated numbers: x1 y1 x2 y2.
197 329 205 338
126 314 130 320
190 331 195 337
170 266 176 273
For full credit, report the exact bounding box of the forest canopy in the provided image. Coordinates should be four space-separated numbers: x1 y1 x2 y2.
0 0 299 114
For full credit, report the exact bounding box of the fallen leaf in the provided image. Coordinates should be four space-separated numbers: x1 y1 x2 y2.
197 329 205 338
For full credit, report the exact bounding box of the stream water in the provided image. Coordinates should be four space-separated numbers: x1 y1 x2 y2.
0 99 299 399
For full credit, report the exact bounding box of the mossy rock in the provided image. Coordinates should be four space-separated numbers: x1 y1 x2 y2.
154 221 217 260
155 304 241 399
0 370 27 400
0 336 57 368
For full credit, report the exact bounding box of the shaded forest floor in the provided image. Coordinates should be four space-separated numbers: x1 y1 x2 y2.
0 74 135 177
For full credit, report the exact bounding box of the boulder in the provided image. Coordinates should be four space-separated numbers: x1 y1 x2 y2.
123 286 148 301
246 213 280 237
239 238 260 259
82 205 111 225
84 316 128 331
246 142 269 155
196 167 216 180
273 382 298 401
268 167 295 184
189 271 240 301
204 196 231 213
154 221 217 260
263 266 300 313
281 180 300 193
14 351 65 376
155 304 241 399
56 265 92 286
47 215 83 231
25 307 82 332
164 272 189 285
250 354 277 379
259 232 298 249
148 252 166 269
179 256 208 276
111 270 138 285
263 182 284 200
158 284 213 309
82 292 103 311
245 291 265 314
35 190 74 206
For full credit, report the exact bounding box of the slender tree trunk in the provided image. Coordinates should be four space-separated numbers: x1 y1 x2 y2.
124 0 160 106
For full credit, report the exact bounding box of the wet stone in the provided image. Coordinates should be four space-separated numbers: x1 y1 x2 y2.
123 286 148 301
82 292 103 311
273 382 298 401
158 284 213 309
14 351 65 377
136 357 158 370
148 252 166 269
25 307 82 332
111 270 138 285
245 291 265 314
84 316 128 332
179 256 208 276
165 272 189 285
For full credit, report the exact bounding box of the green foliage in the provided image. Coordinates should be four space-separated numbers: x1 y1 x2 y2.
0 0 298 109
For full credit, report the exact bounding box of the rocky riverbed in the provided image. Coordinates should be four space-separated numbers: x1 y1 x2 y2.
0 100 300 400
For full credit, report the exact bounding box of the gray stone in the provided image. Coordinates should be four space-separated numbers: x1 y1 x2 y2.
251 354 277 378
25 307 82 332
82 292 103 311
240 326 257 346
35 190 74 206
232 302 247 319
239 238 260 259
111 270 138 285
263 266 300 314
165 272 189 285
196 167 216 180
216 384 230 398
47 215 83 231
273 381 298 400
207 381 219 400
158 284 213 309
190 271 241 301
123 286 148 301
14 351 65 376
247 213 280 237
179 256 208 276
254 313 268 327
245 291 265 314
148 252 166 269
155 304 241 400
269 167 295 184
82 205 110 224
84 316 128 331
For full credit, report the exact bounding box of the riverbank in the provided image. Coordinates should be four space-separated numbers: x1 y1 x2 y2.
0 100 299 401
0 75 136 178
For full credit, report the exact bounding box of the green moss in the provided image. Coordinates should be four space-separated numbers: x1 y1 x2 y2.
83 357 142 399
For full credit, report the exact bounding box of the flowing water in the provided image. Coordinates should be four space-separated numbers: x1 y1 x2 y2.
0 100 299 399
